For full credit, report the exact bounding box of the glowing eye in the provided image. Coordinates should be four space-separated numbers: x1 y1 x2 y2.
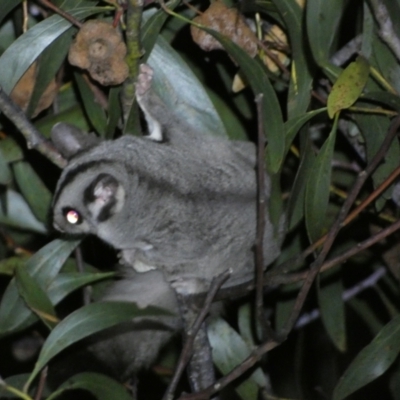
63 209 82 225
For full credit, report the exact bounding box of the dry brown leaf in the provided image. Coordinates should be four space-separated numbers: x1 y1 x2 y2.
10 62 57 117
191 1 257 57
69 20 128 86
262 24 290 74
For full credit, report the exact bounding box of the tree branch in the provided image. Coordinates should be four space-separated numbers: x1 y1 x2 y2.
0 87 66 168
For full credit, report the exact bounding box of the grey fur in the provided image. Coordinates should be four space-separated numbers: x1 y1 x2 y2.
51 64 283 377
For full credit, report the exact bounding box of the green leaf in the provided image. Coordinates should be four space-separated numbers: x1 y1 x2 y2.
356 114 398 211
26 302 171 388
12 161 52 223
0 0 21 26
147 35 228 138
305 114 338 242
15 265 58 330
0 6 109 94
271 0 313 118
201 28 284 172
0 256 28 276
318 267 346 352
141 0 180 62
0 146 12 185
287 136 316 229
105 87 122 139
47 272 115 303
348 298 383 336
74 71 107 137
26 27 76 118
327 56 370 118
306 0 348 66
0 190 46 233
333 314 400 400
0 239 79 336
49 372 132 400
360 91 400 112
0 137 24 163
208 318 266 400
284 108 326 156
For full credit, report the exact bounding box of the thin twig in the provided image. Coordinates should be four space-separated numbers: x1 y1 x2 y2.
74 247 92 305
254 94 275 341
274 161 400 275
295 267 386 329
369 0 400 63
0 87 66 168
34 366 47 400
179 338 280 400
280 115 400 335
163 270 231 400
38 0 83 28
268 216 400 286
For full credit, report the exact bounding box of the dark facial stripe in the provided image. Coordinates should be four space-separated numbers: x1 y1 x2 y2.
97 197 117 222
53 160 114 206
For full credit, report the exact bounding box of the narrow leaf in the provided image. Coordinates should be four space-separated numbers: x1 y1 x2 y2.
202 28 284 172
0 147 12 185
271 0 313 117
0 239 79 336
333 314 400 400
12 161 52 223
147 36 228 138
318 268 346 352
287 137 316 229
208 318 266 399
15 265 58 330
306 0 347 65
50 372 132 400
284 108 326 156
305 114 338 242
0 7 108 94
0 0 21 25
27 302 171 387
0 190 46 233
47 272 115 303
74 72 107 137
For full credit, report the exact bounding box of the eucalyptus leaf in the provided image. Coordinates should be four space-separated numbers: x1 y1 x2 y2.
147 35 228 139
50 372 132 400
272 0 313 118
208 317 266 400
0 239 78 336
355 114 398 211
0 256 28 276
284 108 326 156
306 0 348 65
73 71 107 137
333 314 400 400
0 6 108 94
201 28 284 172
0 137 24 163
15 265 58 330
0 0 21 26
327 56 370 118
27 302 171 388
26 27 76 118
0 190 46 233
12 161 52 223
47 272 115 303
305 115 338 243
318 267 346 352
106 87 122 139
0 147 12 185
287 136 316 229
